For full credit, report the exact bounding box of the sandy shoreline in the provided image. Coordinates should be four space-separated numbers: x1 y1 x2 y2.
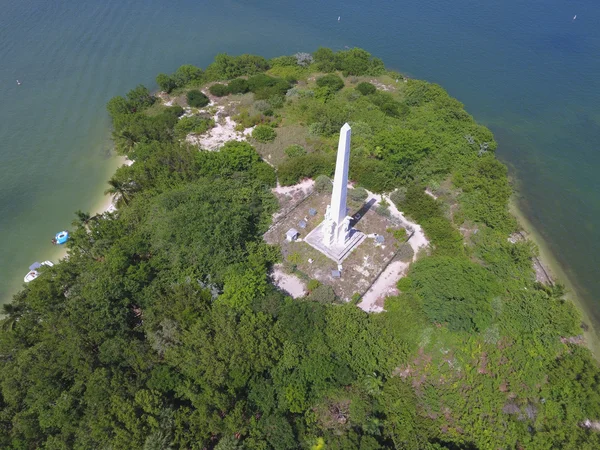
510 199 600 358
45 155 130 266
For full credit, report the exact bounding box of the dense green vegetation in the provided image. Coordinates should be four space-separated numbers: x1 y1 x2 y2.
2 48 600 449
186 89 209 108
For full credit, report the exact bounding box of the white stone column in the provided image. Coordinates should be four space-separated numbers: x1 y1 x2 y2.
330 123 351 227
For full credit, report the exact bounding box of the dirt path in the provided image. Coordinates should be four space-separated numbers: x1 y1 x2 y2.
358 260 409 312
365 191 429 261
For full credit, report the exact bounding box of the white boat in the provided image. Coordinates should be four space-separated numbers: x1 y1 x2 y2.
24 271 38 283
23 261 54 283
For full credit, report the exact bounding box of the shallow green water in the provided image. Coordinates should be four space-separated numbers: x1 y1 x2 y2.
1 0 599 326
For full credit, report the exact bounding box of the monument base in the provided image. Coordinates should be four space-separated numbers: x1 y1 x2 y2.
304 221 366 263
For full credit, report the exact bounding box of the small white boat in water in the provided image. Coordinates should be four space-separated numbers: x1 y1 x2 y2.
24 261 54 283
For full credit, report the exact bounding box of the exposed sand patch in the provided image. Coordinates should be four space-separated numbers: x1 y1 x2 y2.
271 179 315 223
358 260 409 313
273 179 315 196
425 188 438 200
271 264 306 298
369 79 395 92
186 104 247 151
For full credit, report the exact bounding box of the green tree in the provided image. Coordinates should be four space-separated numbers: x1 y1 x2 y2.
126 85 156 111
316 74 345 91
187 89 210 107
356 82 376 95
156 73 176 93
313 47 337 72
104 175 136 207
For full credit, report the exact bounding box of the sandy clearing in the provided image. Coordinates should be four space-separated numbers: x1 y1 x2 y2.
273 179 315 196
185 105 247 151
271 264 306 298
358 260 409 312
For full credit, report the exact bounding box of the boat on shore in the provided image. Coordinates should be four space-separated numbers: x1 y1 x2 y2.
52 230 69 245
24 261 54 283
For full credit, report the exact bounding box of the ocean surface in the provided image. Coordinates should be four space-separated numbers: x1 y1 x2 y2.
1 0 599 324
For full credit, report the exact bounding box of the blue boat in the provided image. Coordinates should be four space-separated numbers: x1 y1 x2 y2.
54 230 69 245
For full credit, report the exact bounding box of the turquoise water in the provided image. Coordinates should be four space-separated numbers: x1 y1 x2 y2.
1 0 599 323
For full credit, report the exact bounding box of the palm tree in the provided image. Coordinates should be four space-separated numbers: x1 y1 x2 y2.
113 129 138 154
1 303 21 332
104 177 135 208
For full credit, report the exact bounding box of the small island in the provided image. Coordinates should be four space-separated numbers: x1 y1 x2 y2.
1 48 599 449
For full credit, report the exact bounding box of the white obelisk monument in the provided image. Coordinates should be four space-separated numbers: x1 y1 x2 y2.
323 123 352 247
305 123 365 262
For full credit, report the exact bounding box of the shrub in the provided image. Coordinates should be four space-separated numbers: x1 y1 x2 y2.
248 74 289 95
174 116 214 138
313 47 337 72
284 75 298 85
288 252 303 265
409 256 499 332
187 90 210 107
349 186 368 202
356 82 376 95
388 227 408 243
347 122 372 142
390 187 407 206
350 158 396 193
172 64 204 87
248 75 291 100
308 122 325 137
269 55 297 67
310 284 336 304
284 145 306 158
234 111 265 129
268 95 284 109
376 199 391 217
395 184 463 255
297 89 315 98
337 48 385 76
253 100 271 112
227 78 249 94
277 153 335 186
165 105 184 118
307 279 321 291
252 125 277 143
369 92 406 117
316 74 345 92
314 86 336 103
314 175 332 193
397 243 415 262
205 53 269 80
396 276 412 291
294 52 314 67
209 83 229 97
250 162 277 188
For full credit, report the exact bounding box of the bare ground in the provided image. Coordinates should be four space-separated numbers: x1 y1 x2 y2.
271 264 306 298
